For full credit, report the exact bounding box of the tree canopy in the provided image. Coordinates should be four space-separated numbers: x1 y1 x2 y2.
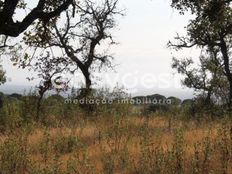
170 0 232 107
0 0 74 37
16 0 121 92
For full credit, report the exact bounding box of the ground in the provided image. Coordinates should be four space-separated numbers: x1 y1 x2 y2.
1 114 232 174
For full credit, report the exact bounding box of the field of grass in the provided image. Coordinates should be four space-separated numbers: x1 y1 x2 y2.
1 113 232 174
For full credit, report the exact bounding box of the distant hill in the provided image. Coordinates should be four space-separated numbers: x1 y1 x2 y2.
167 96 182 105
133 94 166 100
0 85 69 97
0 85 194 104
0 85 34 94
133 94 183 105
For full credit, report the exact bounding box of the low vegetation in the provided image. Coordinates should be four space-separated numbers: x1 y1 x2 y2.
0 90 231 174
0 1 231 173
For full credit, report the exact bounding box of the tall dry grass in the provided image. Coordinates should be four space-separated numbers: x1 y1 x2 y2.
0 115 232 174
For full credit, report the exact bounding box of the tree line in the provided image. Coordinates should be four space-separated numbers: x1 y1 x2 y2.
0 0 232 119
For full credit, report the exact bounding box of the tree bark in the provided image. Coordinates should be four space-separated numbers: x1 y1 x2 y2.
81 67 92 97
0 0 73 37
0 96 3 109
229 81 232 108
36 94 43 122
220 36 232 109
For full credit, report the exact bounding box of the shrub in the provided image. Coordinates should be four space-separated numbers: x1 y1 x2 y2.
54 135 82 154
0 134 31 174
0 98 22 130
20 95 38 122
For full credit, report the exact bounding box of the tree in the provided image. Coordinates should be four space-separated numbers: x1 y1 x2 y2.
172 49 228 105
11 0 122 119
169 0 232 108
32 52 69 120
0 64 6 85
0 63 5 108
19 0 121 95
0 0 75 96
0 0 74 38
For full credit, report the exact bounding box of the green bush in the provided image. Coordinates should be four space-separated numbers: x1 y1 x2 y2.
0 134 31 174
20 95 38 122
0 98 22 130
54 135 83 154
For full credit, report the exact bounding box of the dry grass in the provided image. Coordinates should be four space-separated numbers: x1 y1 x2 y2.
1 115 232 174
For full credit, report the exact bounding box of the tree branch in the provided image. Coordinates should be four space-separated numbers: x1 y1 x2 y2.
0 0 73 37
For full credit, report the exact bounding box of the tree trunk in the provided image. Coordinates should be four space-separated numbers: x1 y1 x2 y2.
0 96 3 109
79 67 92 98
206 90 211 104
36 84 49 122
84 70 92 96
220 36 232 109
229 81 232 109
36 95 43 121
78 67 94 113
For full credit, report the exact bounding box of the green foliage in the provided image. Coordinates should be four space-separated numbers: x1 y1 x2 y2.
54 135 82 154
0 98 22 130
20 94 38 122
0 109 232 173
0 92 38 131
0 63 6 85
170 0 232 107
168 96 182 106
43 94 65 117
0 133 32 174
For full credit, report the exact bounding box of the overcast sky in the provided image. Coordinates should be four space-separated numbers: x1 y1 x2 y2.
0 0 200 99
